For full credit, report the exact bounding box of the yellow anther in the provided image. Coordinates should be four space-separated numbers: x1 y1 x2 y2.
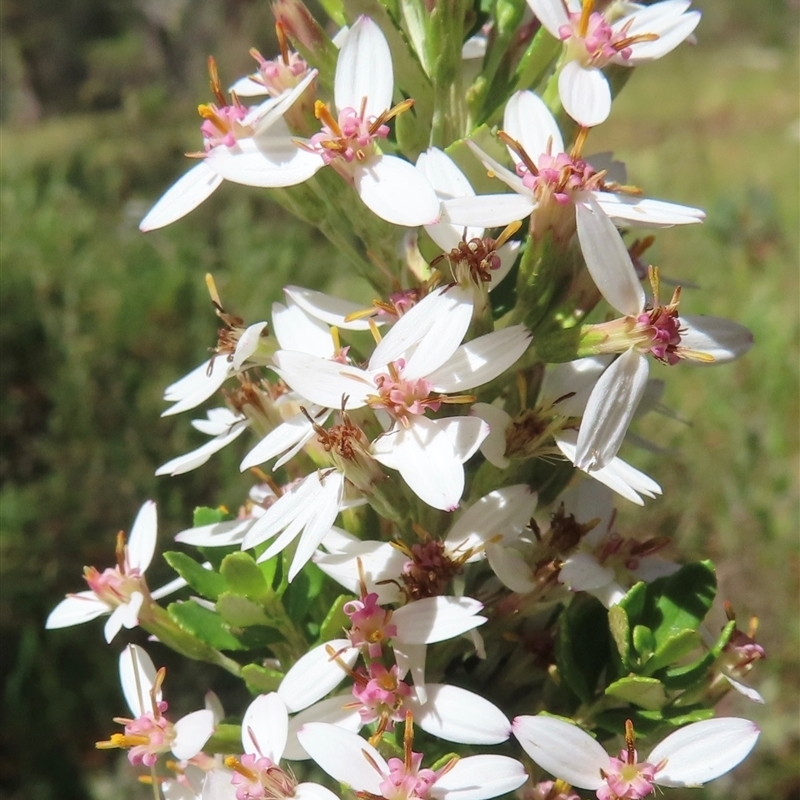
579 0 594 39
207 56 226 107
368 319 382 344
314 101 341 136
225 756 260 782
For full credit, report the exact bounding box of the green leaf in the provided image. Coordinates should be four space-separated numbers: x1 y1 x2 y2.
204 723 242 755
618 581 648 623
605 676 668 711
193 506 231 527
220 552 271 603
609 604 633 671
216 593 271 628
163 551 226 601
318 595 353 643
644 629 701 674
661 620 736 690
632 625 656 662
283 562 326 623
241 664 284 693
555 594 610 703
167 601 244 651
638 706 715 727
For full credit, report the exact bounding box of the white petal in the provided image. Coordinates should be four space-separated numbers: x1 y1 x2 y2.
575 198 644 316
162 357 232 417
294 784 341 800
559 62 612 127
241 693 288 760
620 3 701 64
273 351 373 409
103 604 128 643
314 541 405 604
119 644 159 717
633 555 681 582
45 593 109 629
540 355 611 409
296 724 387 793
723 676 765 705
446 485 537 555
417 147 476 201
202 769 236 800
559 552 615 591
470 403 511 468
174 518 255 547
592 192 705 227
485 543 536 592
127 500 158 573
354 155 441 227
278 639 359 712
157 420 249 476
120 592 144 629
284 286 376 331
240 411 320 471
393 642 428 700
512 715 608 789
163 358 217 401
464 141 528 195
576 349 650 470
426 325 532 393
525 0 569 37
150 575 191 601
233 322 268 369
205 136 323 188
172 709 215 760
503 91 564 161
335 16 393 117
393 596 486 644
193 407 244 435
649 718 761 787
679 316 754 363
369 286 473 376
273 300 334 357
140 163 223 232
432 755 527 800
489 240 521 290
284 696 364 760
228 75 268 97
408 684 511 744
246 70 318 130
443 193 534 229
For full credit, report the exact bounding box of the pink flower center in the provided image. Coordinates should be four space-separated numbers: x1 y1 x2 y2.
370 361 439 421
598 753 657 800
251 48 309 96
559 11 633 65
351 663 411 727
200 104 251 151
229 753 295 800
120 701 175 767
635 306 683 365
344 592 397 658
309 103 390 166
380 753 440 800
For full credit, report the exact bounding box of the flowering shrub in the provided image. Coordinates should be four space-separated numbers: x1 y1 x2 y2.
46 1 765 798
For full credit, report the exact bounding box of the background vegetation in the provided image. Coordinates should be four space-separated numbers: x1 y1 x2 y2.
1 1 798 798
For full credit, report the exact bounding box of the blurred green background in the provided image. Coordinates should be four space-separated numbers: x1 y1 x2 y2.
1 0 798 798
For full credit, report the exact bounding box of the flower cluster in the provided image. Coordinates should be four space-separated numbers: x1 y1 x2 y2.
47 1 763 799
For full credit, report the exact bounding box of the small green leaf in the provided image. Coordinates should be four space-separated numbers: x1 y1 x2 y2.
617 581 648 624
167 601 244 651
163 551 226 601
216 593 271 627
555 595 610 703
632 625 656 662
644 629 701 674
241 664 284 693
204 723 242 755
220 552 271 603
609 605 633 670
605 676 668 711
661 620 736 690
193 506 231 527
638 706 715 727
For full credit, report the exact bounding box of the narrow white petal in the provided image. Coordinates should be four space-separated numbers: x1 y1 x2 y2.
140 163 223 232
592 192 705 227
446 485 537 555
432 755 527 800
45 593 109 629
576 350 650 470
679 316 754 363
504 91 564 161
273 351 372 410
156 421 249 476
575 199 644 316
443 194 534 229
205 137 323 188
622 6 701 64
233 322 268 369
513 715 608 789
163 359 215 401
559 552 615 591
240 411 319 471
278 639 359 712
293 784 342 800
408 684 511 744
650 718 760 787
559 62 612 127
228 75 268 97
284 696 364 760
426 325 532 393
193 407 244 435
150 574 190 601
724 676 765 705
297 724 387 793
119 644 159 717
126 500 158 572
272 301 333 357
470 403 511 468
489 240 521 290
335 17 393 117
242 693 288 761
417 147 476 201
174 518 255 547
162 357 232 417
393 596 486 644
314 541 405 604
633 555 681 582
284 286 376 331
485 543 536 592
393 642 428 700
540 355 611 409
465 141 528 194
172 709 215 760
354 156 441 227
369 286 472 376
103 604 128 643
120 592 144 630
525 0 569 37
247 70 318 130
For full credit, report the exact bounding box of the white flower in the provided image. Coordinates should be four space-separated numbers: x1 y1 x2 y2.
274 287 532 510
527 0 701 126
140 65 318 231
297 723 527 800
207 17 440 227
101 645 215 766
513 715 759 795
45 501 186 642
